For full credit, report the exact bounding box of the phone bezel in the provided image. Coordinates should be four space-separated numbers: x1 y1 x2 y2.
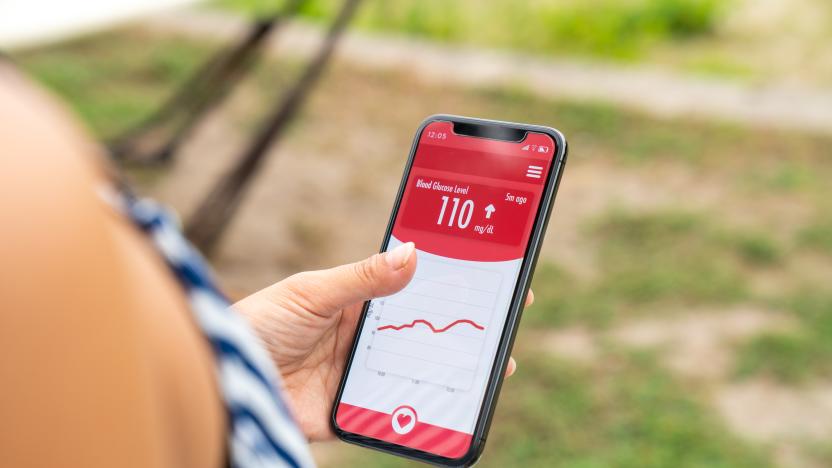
330 114 568 467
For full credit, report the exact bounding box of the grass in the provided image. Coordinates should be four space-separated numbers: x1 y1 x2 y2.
681 54 757 80
744 160 823 193
475 87 713 165
807 442 832 467
527 210 787 329
14 28 304 144
485 350 770 467
14 30 828 309
221 0 725 60
16 27 832 174
735 291 832 382
718 230 784 266
597 211 749 294
15 32 215 138
471 85 832 175
338 348 771 467
591 210 749 305
799 213 832 256
528 263 617 328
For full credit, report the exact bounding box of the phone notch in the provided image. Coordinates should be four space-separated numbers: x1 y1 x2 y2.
452 121 527 142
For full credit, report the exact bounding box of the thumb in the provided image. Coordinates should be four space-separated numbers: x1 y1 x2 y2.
280 242 417 316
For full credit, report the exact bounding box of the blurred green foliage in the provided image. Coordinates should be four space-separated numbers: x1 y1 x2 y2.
221 0 725 59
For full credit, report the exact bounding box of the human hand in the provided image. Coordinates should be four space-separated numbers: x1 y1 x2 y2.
234 242 533 441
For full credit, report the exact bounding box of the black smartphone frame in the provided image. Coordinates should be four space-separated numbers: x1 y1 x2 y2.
331 114 568 467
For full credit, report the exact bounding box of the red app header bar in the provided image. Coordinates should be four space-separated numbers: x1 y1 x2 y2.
413 146 551 185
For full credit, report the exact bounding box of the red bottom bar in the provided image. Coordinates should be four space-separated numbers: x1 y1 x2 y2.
336 403 472 458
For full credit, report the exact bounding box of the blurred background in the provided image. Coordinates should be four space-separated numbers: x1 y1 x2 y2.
4 0 832 466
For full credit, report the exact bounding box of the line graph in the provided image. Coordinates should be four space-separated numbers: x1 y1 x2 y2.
377 318 485 334
364 254 504 391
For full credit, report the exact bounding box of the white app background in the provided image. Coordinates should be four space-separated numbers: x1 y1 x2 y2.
340 236 522 434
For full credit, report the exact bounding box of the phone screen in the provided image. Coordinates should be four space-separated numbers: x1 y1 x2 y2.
335 120 558 458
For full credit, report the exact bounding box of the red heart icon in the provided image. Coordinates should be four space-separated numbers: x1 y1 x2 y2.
396 413 412 427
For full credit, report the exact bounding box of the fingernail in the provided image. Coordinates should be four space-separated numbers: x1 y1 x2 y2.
385 242 415 270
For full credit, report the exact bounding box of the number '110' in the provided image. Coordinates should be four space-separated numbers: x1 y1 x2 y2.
437 196 474 229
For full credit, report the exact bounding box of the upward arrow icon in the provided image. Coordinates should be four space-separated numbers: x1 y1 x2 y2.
484 204 496 219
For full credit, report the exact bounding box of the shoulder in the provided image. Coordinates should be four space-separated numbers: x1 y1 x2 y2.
0 64 224 468
0 63 112 259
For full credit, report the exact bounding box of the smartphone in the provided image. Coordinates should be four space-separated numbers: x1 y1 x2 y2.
331 115 567 466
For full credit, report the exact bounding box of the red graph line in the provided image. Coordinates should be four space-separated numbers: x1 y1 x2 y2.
377 318 485 334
